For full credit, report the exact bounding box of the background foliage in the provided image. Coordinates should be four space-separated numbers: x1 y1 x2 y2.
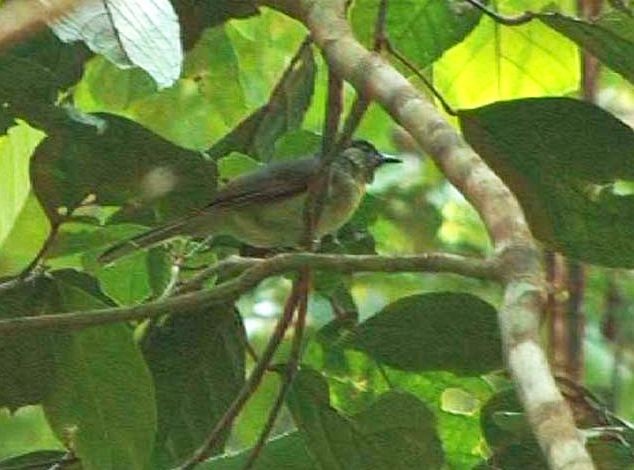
0 0 633 469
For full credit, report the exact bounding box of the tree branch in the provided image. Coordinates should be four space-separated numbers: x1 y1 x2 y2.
257 0 595 468
0 0 81 52
0 252 494 335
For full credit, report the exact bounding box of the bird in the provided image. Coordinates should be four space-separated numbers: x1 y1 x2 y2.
98 140 400 263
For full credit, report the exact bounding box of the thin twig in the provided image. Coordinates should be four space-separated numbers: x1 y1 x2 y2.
322 70 343 155
176 280 303 469
158 260 182 300
373 0 389 50
242 270 311 470
18 223 60 280
463 0 535 25
383 40 456 116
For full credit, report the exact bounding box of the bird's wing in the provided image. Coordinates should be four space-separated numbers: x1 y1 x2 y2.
205 157 320 209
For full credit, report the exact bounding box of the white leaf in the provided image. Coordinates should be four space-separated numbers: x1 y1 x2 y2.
50 0 183 88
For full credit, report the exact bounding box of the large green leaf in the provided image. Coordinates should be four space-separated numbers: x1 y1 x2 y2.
348 292 502 375
539 9 634 84
42 271 156 470
141 305 245 468
201 432 316 470
287 368 444 470
459 97 634 267
0 56 61 133
351 0 484 69
30 111 217 226
433 0 579 108
0 277 60 410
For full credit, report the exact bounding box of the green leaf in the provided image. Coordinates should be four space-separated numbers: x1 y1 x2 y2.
287 368 444 470
96 251 154 305
0 407 63 460
273 130 321 161
206 41 316 161
0 277 59 410
351 0 484 69
201 432 316 470
459 97 634 267
539 9 634 83
31 111 217 226
348 292 502 375
217 152 262 181
9 29 88 91
0 122 47 271
43 271 156 470
0 56 61 132
141 305 245 468
433 0 579 108
0 194 50 277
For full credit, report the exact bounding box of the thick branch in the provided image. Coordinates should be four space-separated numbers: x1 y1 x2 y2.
0 0 81 52
0 252 494 335
258 0 595 468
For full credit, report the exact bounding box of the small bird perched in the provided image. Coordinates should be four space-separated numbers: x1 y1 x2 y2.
99 140 400 263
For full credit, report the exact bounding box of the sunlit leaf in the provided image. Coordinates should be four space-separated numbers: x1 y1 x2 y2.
0 122 46 252
434 0 579 108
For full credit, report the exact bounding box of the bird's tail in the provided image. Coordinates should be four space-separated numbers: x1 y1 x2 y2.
98 219 188 264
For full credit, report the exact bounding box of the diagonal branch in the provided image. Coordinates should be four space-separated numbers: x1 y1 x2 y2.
257 0 595 468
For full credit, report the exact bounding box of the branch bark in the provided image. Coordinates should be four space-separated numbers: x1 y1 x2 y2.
0 252 494 335
0 0 81 52
257 0 595 468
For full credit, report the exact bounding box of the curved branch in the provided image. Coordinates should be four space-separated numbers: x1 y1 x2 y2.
0 252 494 335
257 0 595 468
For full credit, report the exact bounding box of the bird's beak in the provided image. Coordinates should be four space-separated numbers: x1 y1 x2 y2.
380 156 402 165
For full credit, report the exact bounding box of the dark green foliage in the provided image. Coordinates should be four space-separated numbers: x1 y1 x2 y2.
348 292 502 375
286 368 445 470
31 111 217 226
141 306 245 468
460 97 634 267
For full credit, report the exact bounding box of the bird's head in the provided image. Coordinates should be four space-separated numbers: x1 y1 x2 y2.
340 139 401 183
